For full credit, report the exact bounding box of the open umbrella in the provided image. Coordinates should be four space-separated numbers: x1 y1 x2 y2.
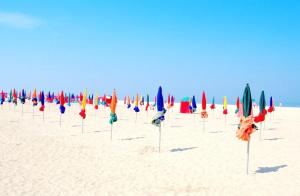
236 84 257 174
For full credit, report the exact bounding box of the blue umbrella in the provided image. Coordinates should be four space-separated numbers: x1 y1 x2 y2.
192 95 197 113
152 86 166 152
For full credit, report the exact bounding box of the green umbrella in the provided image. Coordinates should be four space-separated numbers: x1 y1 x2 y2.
242 83 252 118
259 91 266 114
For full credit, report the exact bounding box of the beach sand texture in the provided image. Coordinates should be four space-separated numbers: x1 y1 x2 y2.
0 102 299 195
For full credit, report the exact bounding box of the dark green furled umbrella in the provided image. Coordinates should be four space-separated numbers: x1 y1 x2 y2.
242 84 255 174
242 84 252 118
259 91 266 114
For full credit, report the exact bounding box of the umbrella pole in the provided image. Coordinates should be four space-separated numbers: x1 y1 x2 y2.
22 104 23 117
246 139 250 175
225 115 227 126
81 119 84 133
110 124 113 141
203 119 205 132
32 106 34 119
259 122 262 140
135 113 137 124
43 111 45 122
159 123 161 153
60 114 62 127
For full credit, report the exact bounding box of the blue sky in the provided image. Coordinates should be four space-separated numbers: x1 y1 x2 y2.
0 0 300 106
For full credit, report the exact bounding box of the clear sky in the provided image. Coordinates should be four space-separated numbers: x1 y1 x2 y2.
0 0 299 106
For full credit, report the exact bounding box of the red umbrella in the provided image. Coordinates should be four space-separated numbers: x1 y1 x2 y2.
201 91 208 118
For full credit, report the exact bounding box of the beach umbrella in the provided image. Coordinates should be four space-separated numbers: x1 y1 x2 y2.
32 88 38 106
79 89 87 133
201 91 208 118
59 91 66 127
39 91 45 121
236 84 257 174
109 89 118 140
94 93 99 110
151 86 166 153
171 96 175 107
145 94 150 111
167 94 171 109
133 94 140 112
223 96 228 115
8 90 12 103
210 97 216 110
254 91 267 140
133 94 140 122
0 90 5 105
12 89 17 106
201 91 208 131
268 96 275 113
235 97 240 114
152 96 157 109
191 95 197 113
140 96 144 106
127 96 131 109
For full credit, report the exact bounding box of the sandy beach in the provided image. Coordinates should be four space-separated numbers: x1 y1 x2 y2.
0 102 299 195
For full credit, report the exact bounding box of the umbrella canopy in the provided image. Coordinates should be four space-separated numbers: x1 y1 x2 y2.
242 84 252 118
109 89 118 124
259 91 266 113
79 89 87 119
134 94 140 112
202 92 206 110
145 94 150 111
192 95 197 109
39 91 45 111
59 91 66 114
157 86 164 112
152 86 166 126
236 84 256 141
32 88 38 106
223 96 228 114
210 97 215 109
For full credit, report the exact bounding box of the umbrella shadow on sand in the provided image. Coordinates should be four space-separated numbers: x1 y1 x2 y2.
170 147 198 152
255 165 287 173
120 136 145 141
264 137 284 141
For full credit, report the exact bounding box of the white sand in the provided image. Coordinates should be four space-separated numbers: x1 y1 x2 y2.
0 102 300 195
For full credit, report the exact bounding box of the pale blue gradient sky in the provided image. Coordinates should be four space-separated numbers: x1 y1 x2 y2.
0 0 299 106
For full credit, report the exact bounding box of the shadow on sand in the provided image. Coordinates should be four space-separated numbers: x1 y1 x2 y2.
170 147 198 152
256 165 287 173
120 136 145 141
264 137 284 141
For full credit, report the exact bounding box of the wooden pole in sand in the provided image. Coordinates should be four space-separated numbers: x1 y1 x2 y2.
202 119 205 132
246 140 250 175
59 113 62 127
159 123 162 153
110 124 113 141
21 104 24 117
32 106 35 119
81 119 84 133
135 112 137 124
43 111 45 122
259 122 262 140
